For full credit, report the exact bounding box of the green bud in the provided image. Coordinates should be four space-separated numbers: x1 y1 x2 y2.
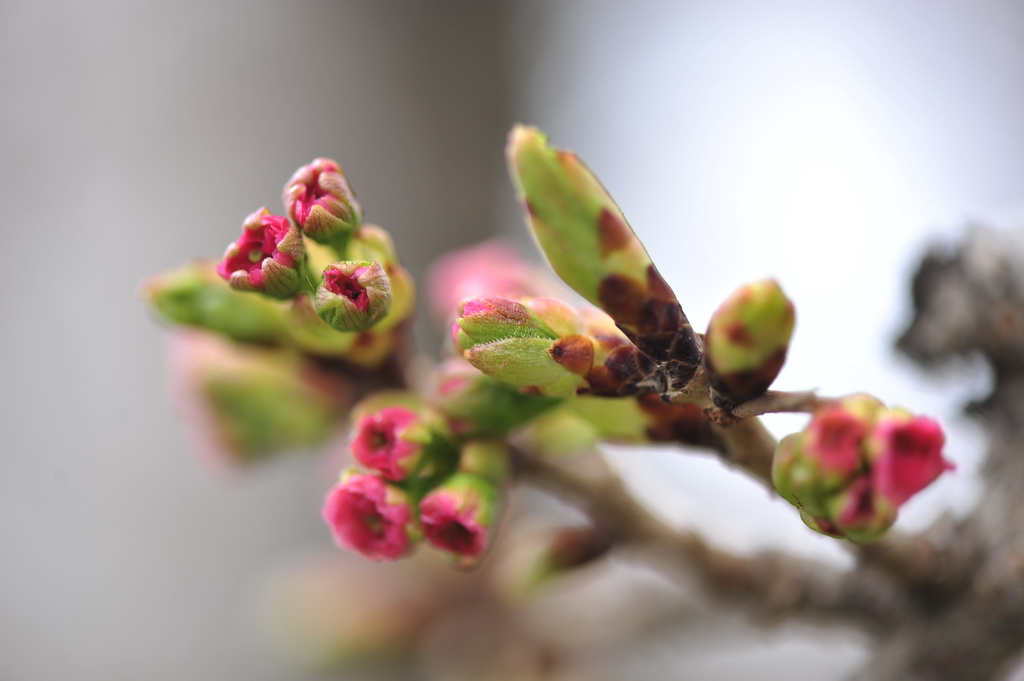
434 360 560 437
465 336 590 397
348 225 399 265
458 440 512 484
171 333 347 468
315 260 392 332
457 297 559 345
506 126 701 380
143 261 288 344
704 279 796 407
506 125 656 310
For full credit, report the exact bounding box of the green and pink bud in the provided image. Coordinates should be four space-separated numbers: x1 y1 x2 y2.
419 472 501 569
314 260 392 332
426 240 559 323
456 296 597 397
217 207 305 299
773 395 951 541
704 279 796 407
168 332 348 471
322 470 418 562
433 359 559 436
284 158 362 247
144 261 289 344
506 125 700 385
829 475 897 542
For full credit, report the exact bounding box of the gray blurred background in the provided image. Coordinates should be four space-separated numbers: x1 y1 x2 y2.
2 1 1024 679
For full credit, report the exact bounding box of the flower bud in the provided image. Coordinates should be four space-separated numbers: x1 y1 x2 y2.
704 279 796 407
465 336 590 397
869 413 952 506
456 297 559 345
350 406 430 481
433 359 559 437
773 394 951 541
457 440 511 484
284 158 362 246
168 332 348 471
322 470 418 561
829 475 897 542
217 207 305 299
314 260 392 332
419 472 501 569
426 240 559 323
143 261 288 344
506 126 700 379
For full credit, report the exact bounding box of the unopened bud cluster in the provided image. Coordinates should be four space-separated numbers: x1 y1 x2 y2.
773 395 953 541
322 396 507 568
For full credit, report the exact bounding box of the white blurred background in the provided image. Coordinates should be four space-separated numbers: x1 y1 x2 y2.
2 1 1023 679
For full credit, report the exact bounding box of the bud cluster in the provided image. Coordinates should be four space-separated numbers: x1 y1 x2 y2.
773 394 953 541
322 395 507 568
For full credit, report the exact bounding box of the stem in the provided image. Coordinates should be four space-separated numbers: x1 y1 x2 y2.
513 448 905 631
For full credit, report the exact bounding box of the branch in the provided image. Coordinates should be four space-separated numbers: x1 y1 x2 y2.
513 448 906 633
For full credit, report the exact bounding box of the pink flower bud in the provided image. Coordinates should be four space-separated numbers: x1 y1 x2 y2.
871 415 952 506
322 472 416 561
350 406 424 481
419 473 499 568
425 240 559 323
217 207 305 299
314 260 392 331
284 158 362 244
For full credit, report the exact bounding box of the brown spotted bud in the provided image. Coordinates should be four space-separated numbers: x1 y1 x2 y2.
704 279 795 408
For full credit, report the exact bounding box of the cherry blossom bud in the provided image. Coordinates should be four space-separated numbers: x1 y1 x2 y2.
870 413 953 506
507 125 701 385
419 473 501 569
144 261 288 344
168 332 348 471
830 475 897 542
284 158 362 246
217 207 305 299
314 260 392 332
350 406 430 481
433 359 559 437
426 240 559 323
456 297 559 345
322 471 418 561
704 279 795 407
465 336 590 397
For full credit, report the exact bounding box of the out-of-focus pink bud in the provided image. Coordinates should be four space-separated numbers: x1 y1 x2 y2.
322 471 418 561
284 158 363 245
832 475 897 542
805 405 868 478
426 240 560 323
217 207 305 299
870 415 953 506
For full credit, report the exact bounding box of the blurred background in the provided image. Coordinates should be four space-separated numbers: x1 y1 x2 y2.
2 1 1024 679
